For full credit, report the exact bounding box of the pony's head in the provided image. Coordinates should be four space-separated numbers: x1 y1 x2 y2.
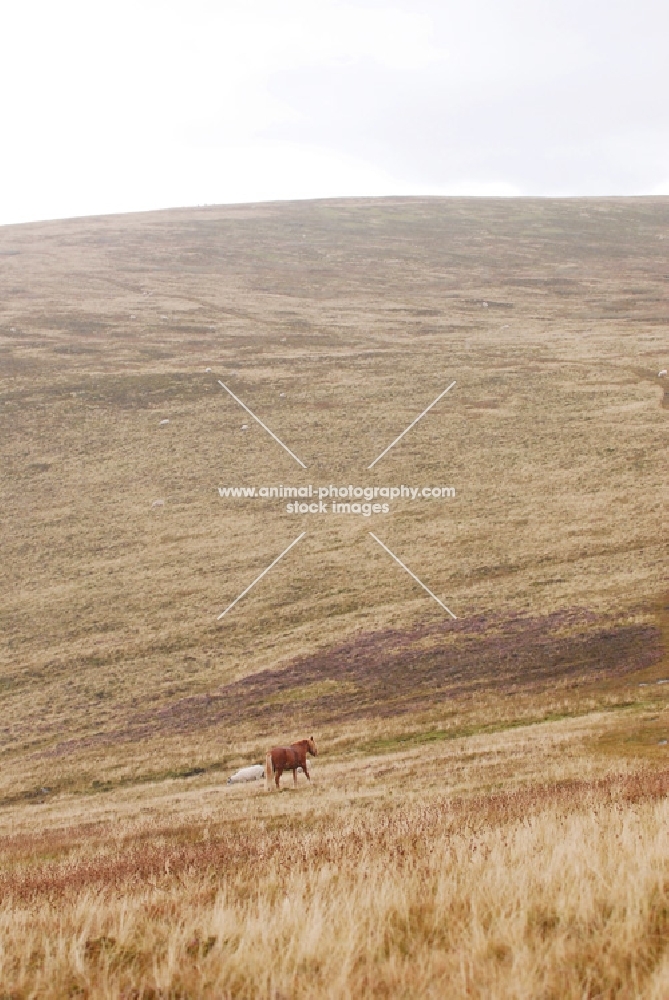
307 736 318 756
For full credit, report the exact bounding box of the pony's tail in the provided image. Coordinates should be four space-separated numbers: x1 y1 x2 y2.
265 752 274 791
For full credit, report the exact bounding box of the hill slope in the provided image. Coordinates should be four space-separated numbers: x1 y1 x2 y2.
0 197 667 794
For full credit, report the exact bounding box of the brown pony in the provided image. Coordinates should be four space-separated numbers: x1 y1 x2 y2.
265 737 318 790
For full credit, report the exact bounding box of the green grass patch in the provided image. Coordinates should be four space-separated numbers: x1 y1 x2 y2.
356 702 644 757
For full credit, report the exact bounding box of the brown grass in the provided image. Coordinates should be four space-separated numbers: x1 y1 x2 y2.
0 197 667 995
1 755 668 998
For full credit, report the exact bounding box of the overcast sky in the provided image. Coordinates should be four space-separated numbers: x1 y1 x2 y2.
1 0 667 225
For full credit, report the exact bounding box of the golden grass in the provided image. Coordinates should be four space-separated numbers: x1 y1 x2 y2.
1 198 668 995
2 708 669 997
1 749 668 999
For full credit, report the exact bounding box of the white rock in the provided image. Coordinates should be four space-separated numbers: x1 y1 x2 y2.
241 424 248 430
205 367 212 372
159 419 170 425
152 499 164 508
279 393 285 397
659 370 667 377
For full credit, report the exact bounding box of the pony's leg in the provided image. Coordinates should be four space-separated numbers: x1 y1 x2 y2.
275 768 281 789
293 768 298 788
303 763 310 781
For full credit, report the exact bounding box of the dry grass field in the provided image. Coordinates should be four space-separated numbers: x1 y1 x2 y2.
0 197 667 997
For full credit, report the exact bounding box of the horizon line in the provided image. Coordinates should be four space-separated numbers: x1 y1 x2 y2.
2 191 668 230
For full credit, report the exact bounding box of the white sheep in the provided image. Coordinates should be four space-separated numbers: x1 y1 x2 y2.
227 764 265 784
226 763 314 785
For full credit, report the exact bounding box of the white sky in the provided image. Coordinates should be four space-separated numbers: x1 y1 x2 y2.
1 0 667 225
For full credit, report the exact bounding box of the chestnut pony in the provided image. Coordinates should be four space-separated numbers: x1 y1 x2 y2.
266 737 318 790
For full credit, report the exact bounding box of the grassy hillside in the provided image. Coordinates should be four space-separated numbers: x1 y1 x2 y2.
0 198 667 997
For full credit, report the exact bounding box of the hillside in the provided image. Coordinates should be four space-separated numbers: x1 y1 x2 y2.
0 198 667 997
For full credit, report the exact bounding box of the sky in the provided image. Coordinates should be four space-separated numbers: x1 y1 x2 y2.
1 0 667 226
